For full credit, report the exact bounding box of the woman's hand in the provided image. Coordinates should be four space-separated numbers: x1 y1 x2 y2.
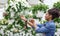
29 19 35 24
20 15 27 21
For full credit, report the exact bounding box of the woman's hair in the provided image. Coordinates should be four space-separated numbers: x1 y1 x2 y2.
48 8 60 20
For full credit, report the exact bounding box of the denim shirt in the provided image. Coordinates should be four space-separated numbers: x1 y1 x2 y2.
35 20 56 36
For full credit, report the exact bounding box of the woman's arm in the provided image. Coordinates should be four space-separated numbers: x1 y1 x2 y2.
37 24 43 28
20 15 50 33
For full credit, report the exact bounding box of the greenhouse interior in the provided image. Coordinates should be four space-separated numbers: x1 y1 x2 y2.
0 0 60 36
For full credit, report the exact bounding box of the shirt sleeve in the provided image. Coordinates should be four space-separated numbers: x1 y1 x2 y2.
37 24 43 28
35 24 50 33
32 24 43 28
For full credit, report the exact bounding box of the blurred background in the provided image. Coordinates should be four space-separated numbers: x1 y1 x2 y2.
0 0 60 36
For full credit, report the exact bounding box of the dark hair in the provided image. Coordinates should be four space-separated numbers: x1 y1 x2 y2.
48 8 60 20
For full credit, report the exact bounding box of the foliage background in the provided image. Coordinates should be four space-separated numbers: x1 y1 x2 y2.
0 0 60 36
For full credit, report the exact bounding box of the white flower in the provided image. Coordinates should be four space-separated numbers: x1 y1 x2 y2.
15 0 31 7
36 11 44 18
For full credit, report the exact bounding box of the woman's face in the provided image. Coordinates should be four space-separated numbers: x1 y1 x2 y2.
45 12 52 20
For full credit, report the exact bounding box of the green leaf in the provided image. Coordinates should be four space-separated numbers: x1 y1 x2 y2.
32 3 48 14
54 18 60 23
53 2 60 9
6 6 12 12
5 24 13 30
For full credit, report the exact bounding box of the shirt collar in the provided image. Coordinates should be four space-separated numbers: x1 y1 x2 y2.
47 20 54 23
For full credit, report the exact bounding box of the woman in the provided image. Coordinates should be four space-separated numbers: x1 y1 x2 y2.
20 8 60 36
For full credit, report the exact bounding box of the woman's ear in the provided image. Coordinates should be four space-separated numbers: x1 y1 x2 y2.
50 15 52 19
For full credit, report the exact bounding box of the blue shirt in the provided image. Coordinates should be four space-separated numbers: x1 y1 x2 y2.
35 20 56 36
